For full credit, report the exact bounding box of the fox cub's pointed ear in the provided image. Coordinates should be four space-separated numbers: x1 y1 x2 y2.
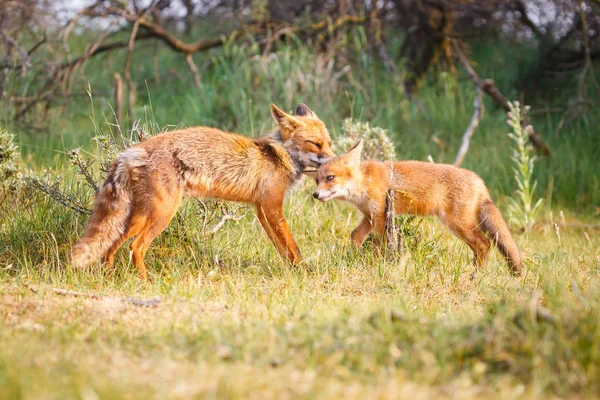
343 140 363 167
295 103 316 118
271 104 302 140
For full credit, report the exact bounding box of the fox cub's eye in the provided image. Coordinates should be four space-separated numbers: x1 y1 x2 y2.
326 175 334 181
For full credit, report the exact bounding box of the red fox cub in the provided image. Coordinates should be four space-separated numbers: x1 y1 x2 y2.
312 140 522 274
70 103 335 279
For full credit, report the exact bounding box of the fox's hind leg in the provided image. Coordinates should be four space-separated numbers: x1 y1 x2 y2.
129 189 183 280
131 200 182 280
102 234 128 270
101 221 142 271
450 223 491 268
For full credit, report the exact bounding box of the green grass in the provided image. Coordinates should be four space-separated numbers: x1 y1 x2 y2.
1 182 600 398
1 29 600 398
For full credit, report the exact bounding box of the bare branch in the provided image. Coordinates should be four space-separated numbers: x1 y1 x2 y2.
453 40 551 157
385 189 401 254
64 20 119 94
0 29 31 75
185 53 201 90
125 18 141 120
59 32 154 70
454 85 483 167
25 176 91 215
514 0 544 39
453 40 480 84
578 1 600 97
113 72 124 126
200 212 246 237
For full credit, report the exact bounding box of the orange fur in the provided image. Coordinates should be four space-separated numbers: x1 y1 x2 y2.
70 103 334 279
312 140 522 275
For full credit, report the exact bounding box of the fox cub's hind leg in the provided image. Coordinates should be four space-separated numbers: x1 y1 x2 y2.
465 228 491 267
449 223 491 269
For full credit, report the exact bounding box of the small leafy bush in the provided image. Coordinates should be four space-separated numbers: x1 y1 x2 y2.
0 127 24 199
336 118 397 161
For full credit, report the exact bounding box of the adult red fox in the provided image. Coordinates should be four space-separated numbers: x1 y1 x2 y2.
311 140 522 274
70 103 335 279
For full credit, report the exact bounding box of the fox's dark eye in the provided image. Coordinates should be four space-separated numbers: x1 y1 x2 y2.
326 175 334 181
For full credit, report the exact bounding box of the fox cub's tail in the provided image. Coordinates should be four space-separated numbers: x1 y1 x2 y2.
69 148 147 269
478 199 522 274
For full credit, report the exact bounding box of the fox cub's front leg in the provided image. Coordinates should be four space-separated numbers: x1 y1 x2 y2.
369 213 388 248
351 216 373 247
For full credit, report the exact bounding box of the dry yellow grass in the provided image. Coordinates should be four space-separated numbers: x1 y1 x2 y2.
1 186 599 399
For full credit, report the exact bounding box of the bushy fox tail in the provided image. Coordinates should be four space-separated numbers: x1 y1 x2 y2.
478 199 522 275
69 148 147 269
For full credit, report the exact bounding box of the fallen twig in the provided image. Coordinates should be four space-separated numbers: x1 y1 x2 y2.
123 297 161 307
53 288 102 299
52 287 161 308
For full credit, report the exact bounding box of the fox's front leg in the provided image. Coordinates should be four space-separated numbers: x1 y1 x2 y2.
256 200 302 265
351 216 373 247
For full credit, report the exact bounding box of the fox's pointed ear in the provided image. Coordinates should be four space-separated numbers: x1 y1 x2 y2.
270 103 288 125
343 140 363 167
295 103 316 118
271 103 302 141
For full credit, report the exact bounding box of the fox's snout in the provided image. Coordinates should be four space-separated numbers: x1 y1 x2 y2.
317 155 330 166
312 191 320 199
310 153 334 167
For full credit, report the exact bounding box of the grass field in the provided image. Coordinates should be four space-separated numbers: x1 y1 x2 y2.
1 188 599 398
1 32 600 399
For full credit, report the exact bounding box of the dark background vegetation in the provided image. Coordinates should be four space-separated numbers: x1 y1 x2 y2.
1 0 599 211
